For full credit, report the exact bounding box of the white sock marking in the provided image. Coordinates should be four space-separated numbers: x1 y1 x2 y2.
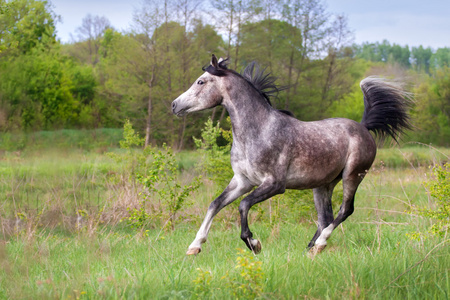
315 224 334 246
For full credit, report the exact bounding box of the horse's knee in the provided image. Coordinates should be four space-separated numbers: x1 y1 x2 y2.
333 200 355 226
208 198 221 211
341 201 355 219
273 181 286 194
346 205 354 216
238 201 250 216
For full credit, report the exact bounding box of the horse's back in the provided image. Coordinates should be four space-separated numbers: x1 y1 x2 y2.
285 117 376 189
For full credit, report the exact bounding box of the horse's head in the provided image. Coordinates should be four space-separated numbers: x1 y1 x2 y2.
172 54 227 117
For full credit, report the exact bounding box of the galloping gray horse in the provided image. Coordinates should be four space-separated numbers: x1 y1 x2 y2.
172 55 411 255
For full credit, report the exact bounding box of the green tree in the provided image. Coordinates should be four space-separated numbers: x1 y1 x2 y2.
354 40 411 69
431 47 450 70
63 14 112 65
410 67 450 145
0 0 96 130
210 0 261 69
412 45 433 74
0 0 57 57
239 19 301 108
0 43 94 130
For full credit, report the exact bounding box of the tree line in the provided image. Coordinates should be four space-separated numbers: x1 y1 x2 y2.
1 0 449 147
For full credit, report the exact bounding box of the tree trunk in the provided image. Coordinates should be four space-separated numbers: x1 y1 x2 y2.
211 107 217 122
285 49 295 110
234 8 241 69
320 51 336 110
177 116 187 150
219 106 227 123
145 69 155 148
145 83 153 148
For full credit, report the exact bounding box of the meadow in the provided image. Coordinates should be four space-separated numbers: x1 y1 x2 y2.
0 129 449 299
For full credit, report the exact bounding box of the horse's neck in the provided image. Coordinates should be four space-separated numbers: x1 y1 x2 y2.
222 86 273 146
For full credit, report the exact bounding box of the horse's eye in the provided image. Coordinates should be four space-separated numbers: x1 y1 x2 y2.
197 80 205 85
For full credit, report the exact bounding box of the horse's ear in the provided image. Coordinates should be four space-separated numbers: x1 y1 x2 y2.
211 54 218 68
218 57 224 64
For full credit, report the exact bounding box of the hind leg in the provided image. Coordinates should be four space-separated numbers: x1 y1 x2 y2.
307 178 341 248
313 170 366 251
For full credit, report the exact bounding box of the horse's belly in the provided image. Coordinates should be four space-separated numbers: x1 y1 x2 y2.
284 161 344 189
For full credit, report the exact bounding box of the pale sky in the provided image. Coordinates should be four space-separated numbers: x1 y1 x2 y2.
51 0 450 49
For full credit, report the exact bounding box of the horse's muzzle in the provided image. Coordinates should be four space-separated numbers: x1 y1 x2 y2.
171 100 177 114
171 99 188 117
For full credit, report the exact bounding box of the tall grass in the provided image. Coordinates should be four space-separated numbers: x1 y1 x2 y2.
0 137 449 299
0 128 123 151
1 220 448 298
375 144 450 168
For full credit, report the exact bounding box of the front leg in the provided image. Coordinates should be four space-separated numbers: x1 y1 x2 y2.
239 179 285 254
187 175 253 255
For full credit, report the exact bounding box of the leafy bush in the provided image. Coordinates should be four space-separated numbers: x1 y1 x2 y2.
192 268 213 298
224 248 264 299
409 163 450 238
108 120 201 229
191 249 265 298
193 118 233 197
137 144 201 230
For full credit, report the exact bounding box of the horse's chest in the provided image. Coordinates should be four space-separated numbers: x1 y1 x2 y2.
230 146 280 185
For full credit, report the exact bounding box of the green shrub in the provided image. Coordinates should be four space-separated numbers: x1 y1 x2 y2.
224 248 264 299
137 144 201 230
192 268 213 298
108 120 201 230
409 163 450 238
193 118 233 197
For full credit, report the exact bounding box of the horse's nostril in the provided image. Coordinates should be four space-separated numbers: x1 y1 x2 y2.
172 101 177 111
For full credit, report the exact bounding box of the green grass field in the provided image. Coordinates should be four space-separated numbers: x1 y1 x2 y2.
0 138 449 299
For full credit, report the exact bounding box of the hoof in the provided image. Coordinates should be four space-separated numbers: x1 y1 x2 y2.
308 244 326 257
251 240 262 254
186 247 201 255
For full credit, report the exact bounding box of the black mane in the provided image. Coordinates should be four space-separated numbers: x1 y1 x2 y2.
240 62 283 105
241 62 293 116
203 59 282 103
203 57 294 117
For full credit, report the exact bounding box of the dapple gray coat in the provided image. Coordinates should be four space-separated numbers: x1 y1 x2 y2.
172 55 411 255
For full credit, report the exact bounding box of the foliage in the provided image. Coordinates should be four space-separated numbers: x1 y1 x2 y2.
192 268 213 298
354 40 411 69
328 81 366 122
109 121 201 229
2 0 450 147
194 118 234 196
119 119 144 149
224 248 264 299
137 144 202 230
409 67 450 146
409 163 450 239
276 189 316 221
192 249 265 299
0 0 56 56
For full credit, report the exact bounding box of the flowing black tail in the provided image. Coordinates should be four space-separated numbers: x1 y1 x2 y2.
360 77 413 142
